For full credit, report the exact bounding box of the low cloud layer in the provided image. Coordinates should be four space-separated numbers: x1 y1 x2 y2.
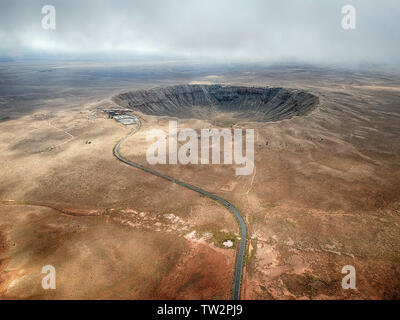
0 0 399 65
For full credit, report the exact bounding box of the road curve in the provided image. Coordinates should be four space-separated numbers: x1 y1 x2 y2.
113 116 247 300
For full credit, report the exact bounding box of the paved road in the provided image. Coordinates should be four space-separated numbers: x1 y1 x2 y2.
113 116 247 300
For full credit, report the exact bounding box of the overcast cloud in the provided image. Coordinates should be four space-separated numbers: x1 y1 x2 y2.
0 0 399 65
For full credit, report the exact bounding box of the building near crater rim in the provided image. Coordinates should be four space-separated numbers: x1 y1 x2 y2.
113 114 138 125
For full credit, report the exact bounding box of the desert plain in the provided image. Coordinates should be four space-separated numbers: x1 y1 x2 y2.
0 61 399 299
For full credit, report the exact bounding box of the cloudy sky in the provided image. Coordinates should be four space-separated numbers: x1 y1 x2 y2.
0 0 399 65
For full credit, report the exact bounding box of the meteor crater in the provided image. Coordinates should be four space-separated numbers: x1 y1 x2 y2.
113 84 319 126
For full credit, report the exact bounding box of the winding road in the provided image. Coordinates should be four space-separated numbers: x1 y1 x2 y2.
113 116 247 300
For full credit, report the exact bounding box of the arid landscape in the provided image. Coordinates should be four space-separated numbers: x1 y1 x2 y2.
0 61 399 299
